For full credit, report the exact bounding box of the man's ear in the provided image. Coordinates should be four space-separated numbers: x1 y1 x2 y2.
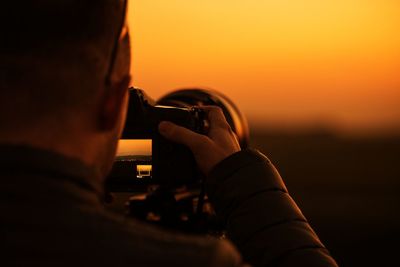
98 75 131 131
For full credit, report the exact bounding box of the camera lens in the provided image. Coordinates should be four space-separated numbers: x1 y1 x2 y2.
157 88 249 149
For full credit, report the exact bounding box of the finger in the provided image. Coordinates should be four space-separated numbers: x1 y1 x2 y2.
199 106 230 130
158 121 209 151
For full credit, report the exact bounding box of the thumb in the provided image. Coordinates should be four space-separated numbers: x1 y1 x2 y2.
158 121 209 152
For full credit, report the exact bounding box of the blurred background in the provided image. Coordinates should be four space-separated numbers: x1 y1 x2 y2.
128 1 400 266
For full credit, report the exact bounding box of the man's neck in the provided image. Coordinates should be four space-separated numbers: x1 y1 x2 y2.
0 123 107 183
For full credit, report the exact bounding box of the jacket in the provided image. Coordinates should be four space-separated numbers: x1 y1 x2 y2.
0 145 337 266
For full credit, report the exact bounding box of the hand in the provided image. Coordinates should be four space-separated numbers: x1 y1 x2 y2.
158 106 241 175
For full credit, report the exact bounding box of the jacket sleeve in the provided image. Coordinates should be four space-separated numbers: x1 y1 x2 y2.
206 149 338 267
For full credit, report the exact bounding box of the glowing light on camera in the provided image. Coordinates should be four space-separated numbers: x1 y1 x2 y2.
136 165 152 179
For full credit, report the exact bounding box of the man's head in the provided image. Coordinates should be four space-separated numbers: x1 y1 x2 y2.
0 1 131 178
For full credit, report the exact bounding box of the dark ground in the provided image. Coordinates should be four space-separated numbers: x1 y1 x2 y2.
250 130 400 267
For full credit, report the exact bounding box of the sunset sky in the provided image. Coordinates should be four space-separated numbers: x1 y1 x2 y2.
117 139 152 156
128 0 400 135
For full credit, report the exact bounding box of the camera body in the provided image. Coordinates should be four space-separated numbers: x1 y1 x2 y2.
106 88 206 192
105 87 249 233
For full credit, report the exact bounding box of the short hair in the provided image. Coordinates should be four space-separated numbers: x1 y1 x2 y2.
0 0 128 128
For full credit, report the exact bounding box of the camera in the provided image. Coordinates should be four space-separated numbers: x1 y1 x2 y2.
106 88 207 192
105 87 249 233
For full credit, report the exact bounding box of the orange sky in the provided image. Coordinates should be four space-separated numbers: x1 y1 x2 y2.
117 139 152 156
128 0 400 134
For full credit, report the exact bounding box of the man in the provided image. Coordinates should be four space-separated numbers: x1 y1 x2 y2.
0 1 337 266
